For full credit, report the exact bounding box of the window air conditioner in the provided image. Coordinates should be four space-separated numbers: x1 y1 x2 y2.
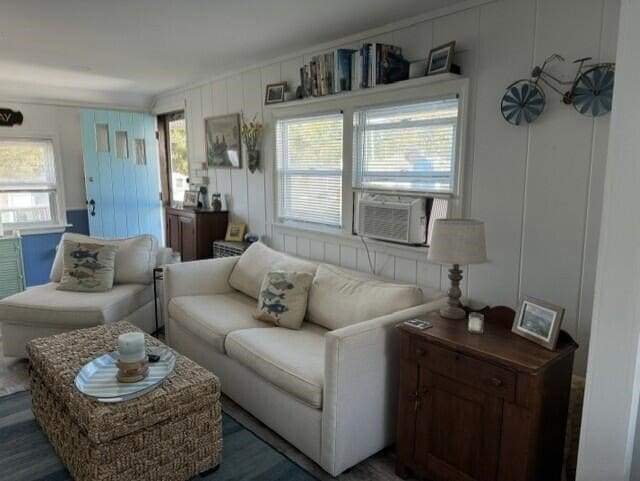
356 195 427 245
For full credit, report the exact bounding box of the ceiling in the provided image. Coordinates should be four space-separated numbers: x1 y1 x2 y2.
0 0 459 108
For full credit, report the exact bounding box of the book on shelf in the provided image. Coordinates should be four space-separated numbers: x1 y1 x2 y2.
296 42 409 99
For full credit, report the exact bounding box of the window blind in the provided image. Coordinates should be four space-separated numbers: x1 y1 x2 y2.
353 98 459 194
276 113 343 227
0 139 58 225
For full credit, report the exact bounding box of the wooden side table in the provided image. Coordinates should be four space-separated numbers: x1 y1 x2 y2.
395 308 578 481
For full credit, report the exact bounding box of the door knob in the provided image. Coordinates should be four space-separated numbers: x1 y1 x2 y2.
88 199 96 217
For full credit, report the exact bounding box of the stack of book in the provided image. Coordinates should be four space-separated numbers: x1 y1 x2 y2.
299 43 409 98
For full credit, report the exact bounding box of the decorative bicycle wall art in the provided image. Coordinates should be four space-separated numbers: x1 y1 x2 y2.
501 54 615 126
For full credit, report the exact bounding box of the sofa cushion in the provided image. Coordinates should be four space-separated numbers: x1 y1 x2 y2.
228 242 317 300
254 271 314 329
50 233 158 285
57 240 118 292
307 263 424 331
225 323 327 408
168 292 270 353
0 282 152 328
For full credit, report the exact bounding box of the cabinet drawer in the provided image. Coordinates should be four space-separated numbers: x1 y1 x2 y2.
412 339 516 402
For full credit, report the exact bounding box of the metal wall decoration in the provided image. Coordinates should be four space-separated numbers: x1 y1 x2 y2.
501 80 545 125
0 108 23 127
501 54 615 125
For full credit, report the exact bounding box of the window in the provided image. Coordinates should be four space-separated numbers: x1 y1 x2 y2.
353 97 459 194
276 113 343 228
0 139 61 228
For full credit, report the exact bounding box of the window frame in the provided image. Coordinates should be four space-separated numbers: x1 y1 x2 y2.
269 76 469 242
0 132 67 233
352 97 461 196
273 108 346 233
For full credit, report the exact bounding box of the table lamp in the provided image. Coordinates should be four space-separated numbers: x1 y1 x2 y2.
428 219 487 319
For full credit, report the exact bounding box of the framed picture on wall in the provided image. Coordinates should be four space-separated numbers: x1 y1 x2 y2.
205 113 242 168
512 296 564 350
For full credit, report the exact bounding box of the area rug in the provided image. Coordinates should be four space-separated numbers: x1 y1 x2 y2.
0 391 317 481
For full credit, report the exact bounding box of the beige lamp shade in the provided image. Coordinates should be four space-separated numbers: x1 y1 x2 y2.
428 219 487 265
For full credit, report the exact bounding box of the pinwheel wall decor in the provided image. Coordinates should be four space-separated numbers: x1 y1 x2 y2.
501 54 615 126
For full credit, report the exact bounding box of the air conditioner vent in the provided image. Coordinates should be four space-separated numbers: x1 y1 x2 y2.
357 196 427 245
360 205 410 242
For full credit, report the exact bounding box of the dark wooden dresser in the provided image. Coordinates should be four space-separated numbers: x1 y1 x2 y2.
165 207 228 261
395 309 577 481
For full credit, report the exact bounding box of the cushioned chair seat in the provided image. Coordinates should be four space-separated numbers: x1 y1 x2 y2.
225 323 327 409
168 292 270 353
0 282 152 328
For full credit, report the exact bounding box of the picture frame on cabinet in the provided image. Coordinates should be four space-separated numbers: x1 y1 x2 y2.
512 296 564 350
183 190 198 208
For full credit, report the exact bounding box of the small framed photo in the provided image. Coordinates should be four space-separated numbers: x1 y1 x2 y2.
183 190 198 208
265 82 287 105
512 296 564 350
427 41 456 75
225 222 246 242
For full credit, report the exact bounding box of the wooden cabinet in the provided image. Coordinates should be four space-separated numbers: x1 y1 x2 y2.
165 208 228 261
0 236 25 299
396 309 577 481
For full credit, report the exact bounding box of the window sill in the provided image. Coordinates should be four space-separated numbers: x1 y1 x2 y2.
272 222 430 262
5 224 72 236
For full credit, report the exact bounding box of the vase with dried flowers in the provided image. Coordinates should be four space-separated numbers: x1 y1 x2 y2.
241 114 263 173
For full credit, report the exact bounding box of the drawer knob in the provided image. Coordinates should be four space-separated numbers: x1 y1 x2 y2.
490 377 503 387
415 347 426 357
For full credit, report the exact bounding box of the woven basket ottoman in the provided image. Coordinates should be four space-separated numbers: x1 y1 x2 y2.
26 321 222 481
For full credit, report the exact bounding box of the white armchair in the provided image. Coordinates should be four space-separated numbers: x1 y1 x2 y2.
0 233 172 358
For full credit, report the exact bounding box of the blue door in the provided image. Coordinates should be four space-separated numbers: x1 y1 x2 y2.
80 109 162 242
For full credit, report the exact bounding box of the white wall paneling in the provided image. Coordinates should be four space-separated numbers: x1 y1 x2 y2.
154 0 619 374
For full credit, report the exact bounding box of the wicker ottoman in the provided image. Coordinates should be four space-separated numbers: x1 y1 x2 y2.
26 321 222 481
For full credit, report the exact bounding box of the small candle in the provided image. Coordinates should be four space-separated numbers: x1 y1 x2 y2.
468 313 484 334
118 332 145 363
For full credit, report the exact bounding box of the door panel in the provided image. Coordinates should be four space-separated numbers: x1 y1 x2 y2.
414 370 502 481
80 109 162 242
179 216 196 261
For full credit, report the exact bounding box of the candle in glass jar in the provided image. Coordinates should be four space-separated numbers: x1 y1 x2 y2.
468 313 485 334
118 332 145 363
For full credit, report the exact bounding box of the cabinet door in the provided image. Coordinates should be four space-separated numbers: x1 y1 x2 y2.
167 213 180 251
179 215 196 261
415 369 503 481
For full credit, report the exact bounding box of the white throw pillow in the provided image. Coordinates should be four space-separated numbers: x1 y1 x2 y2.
50 233 158 285
307 263 424 330
254 271 314 329
228 242 317 300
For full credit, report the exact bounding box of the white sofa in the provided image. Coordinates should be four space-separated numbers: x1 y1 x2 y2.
163 242 446 476
0 233 172 358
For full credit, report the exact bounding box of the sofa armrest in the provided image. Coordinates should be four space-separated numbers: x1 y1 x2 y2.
321 297 446 476
163 257 239 300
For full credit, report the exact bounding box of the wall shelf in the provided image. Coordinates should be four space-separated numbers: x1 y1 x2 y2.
268 73 463 110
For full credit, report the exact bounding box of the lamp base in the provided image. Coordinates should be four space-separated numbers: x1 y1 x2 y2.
439 305 467 320
441 264 467 320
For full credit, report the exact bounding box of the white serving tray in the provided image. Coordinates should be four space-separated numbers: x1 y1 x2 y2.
74 348 175 403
